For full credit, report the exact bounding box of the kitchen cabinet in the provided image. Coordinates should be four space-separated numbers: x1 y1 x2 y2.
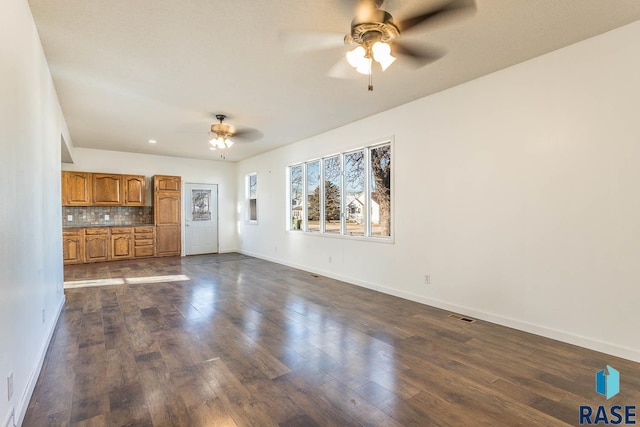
92 173 123 205
62 171 92 206
154 175 181 192
124 175 145 206
155 225 180 256
84 228 109 262
62 229 84 264
154 175 181 257
110 227 134 260
134 226 155 258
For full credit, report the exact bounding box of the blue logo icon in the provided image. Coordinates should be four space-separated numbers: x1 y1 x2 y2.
595 365 619 399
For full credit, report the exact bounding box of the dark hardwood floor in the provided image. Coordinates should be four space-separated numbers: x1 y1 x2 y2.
24 254 639 426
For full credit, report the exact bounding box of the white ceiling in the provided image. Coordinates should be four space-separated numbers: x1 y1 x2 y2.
28 0 640 163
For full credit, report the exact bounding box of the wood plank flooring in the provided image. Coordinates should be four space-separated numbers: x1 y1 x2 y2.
24 254 640 426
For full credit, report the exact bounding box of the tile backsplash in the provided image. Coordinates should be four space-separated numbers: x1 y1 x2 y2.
63 206 153 227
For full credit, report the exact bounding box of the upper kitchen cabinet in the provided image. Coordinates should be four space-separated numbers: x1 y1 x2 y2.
62 171 92 206
124 175 146 206
154 175 181 192
92 173 123 205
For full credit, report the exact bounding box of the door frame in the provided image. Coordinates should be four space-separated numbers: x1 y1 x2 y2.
183 182 219 256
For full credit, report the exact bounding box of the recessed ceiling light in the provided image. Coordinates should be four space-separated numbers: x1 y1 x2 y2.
148 139 157 144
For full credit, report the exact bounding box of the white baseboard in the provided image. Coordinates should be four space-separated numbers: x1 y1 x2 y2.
239 250 640 363
16 295 65 427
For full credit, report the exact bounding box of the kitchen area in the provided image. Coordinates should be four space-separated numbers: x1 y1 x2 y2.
61 172 182 265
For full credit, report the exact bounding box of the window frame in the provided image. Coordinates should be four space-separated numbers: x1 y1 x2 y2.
246 172 258 224
286 139 394 243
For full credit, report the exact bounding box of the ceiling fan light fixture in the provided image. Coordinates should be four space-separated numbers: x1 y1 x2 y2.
346 46 366 68
355 58 372 75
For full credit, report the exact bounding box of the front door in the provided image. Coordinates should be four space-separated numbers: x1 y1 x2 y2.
184 183 218 255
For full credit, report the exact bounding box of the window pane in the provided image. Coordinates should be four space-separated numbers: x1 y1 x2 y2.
370 144 391 237
306 161 321 232
344 151 365 236
249 174 257 199
248 174 257 221
290 165 303 230
324 156 341 234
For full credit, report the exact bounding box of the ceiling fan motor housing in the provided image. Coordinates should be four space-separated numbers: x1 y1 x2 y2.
346 10 399 48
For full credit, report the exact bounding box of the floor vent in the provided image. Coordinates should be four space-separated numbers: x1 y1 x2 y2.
448 313 476 324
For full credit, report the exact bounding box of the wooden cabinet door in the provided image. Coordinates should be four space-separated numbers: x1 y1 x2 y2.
85 233 109 262
111 234 133 260
155 192 180 225
62 171 92 206
92 174 123 205
154 175 181 192
62 232 84 264
124 175 145 206
156 225 181 256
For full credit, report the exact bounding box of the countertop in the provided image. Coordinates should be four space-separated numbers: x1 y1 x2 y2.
63 224 154 229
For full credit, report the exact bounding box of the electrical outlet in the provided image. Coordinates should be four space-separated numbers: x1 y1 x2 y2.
67 215 73 221
328 256 332 263
274 246 277 253
7 373 13 401
424 274 431 285
42 309 45 324
104 214 110 220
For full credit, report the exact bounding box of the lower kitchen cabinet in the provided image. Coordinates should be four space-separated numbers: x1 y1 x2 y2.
156 225 180 257
111 227 134 260
134 226 155 258
84 228 109 262
62 229 84 265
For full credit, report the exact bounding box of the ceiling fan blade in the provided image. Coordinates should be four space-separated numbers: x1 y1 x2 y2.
393 41 445 67
231 128 263 143
396 0 476 33
328 58 360 79
279 30 346 53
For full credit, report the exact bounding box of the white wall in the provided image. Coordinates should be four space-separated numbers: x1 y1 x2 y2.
0 1 70 425
237 22 640 362
63 148 239 252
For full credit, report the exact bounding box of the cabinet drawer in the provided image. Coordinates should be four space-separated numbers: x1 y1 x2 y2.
85 228 109 235
111 227 133 234
135 233 153 241
134 246 154 257
135 239 154 246
134 226 154 233
62 229 83 237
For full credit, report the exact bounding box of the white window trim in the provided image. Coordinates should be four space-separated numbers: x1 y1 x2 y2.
246 172 258 224
286 138 394 243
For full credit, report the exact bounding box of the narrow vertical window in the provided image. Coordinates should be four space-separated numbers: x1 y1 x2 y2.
306 160 321 232
344 151 365 236
323 156 341 234
290 165 303 230
247 173 257 223
369 144 391 237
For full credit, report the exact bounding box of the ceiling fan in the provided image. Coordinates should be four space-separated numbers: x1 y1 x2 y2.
208 114 262 151
284 0 476 91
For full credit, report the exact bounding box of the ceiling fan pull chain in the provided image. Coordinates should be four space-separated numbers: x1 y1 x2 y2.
368 59 374 91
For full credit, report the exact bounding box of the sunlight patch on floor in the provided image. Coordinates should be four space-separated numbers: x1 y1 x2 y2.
64 274 190 289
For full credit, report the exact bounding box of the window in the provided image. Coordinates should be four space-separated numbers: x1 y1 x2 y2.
290 165 303 230
246 173 257 222
306 160 321 232
288 141 392 240
369 144 391 237
324 156 341 234
344 151 365 236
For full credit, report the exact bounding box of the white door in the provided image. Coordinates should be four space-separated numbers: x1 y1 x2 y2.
185 183 218 255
